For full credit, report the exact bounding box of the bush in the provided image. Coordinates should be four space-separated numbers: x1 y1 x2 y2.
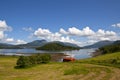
34 54 51 64
40 54 51 63
29 55 37 65
16 56 31 68
15 54 51 69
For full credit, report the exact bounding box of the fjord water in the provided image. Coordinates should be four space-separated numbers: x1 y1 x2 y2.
0 48 96 59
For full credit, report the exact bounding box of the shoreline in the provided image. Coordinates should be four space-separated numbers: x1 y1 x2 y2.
0 53 68 62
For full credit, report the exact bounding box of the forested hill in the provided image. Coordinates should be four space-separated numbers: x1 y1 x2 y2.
99 40 120 54
36 42 80 51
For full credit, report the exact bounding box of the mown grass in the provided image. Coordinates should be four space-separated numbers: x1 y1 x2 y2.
0 52 120 80
64 66 89 75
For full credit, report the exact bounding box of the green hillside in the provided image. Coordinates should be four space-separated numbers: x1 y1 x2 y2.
78 52 120 68
99 43 120 54
0 52 120 80
36 42 80 51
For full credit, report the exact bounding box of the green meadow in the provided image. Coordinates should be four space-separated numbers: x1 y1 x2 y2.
0 52 120 80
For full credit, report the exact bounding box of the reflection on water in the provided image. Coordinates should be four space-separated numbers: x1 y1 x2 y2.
0 48 97 59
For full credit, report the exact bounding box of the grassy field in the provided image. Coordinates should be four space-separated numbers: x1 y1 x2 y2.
0 52 120 80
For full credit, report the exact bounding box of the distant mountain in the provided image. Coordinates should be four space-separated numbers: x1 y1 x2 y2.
1 40 120 49
0 40 80 49
27 40 47 46
17 40 47 48
84 40 114 48
36 42 80 51
0 43 21 49
0 43 13 46
113 40 120 45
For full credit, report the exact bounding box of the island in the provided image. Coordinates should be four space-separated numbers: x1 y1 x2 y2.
36 42 80 51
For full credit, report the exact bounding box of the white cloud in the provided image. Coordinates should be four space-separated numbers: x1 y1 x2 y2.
0 20 12 40
112 23 120 28
88 29 118 42
68 27 82 36
82 27 95 36
16 39 27 44
22 27 34 32
96 29 116 37
34 28 79 44
60 27 117 42
0 20 119 46
34 28 51 38
0 31 4 39
59 28 68 34
0 37 27 45
34 26 120 47
0 20 12 31
5 38 14 42
0 20 27 45
34 28 62 41
48 32 62 41
60 27 95 36
59 36 80 44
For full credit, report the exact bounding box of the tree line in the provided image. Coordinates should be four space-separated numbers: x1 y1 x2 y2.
15 54 51 68
99 43 120 54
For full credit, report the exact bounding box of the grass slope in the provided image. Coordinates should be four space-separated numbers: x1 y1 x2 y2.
78 52 120 68
0 52 120 80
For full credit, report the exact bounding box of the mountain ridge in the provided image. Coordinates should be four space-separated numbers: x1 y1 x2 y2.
0 40 120 49
0 40 80 49
17 40 47 48
83 40 114 48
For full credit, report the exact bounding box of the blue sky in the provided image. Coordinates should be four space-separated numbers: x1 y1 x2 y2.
0 0 120 46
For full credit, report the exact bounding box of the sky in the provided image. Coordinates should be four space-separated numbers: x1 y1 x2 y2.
0 0 120 46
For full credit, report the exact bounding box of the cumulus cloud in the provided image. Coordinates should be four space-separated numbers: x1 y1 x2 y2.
0 20 27 45
34 27 119 46
88 29 117 42
82 27 95 36
59 36 80 44
34 28 79 44
0 20 119 46
59 28 68 34
60 27 117 42
60 27 95 36
0 20 12 31
0 20 12 40
34 28 51 38
96 29 116 37
112 23 120 28
48 32 62 41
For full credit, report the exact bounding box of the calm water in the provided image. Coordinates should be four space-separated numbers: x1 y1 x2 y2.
0 48 96 59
